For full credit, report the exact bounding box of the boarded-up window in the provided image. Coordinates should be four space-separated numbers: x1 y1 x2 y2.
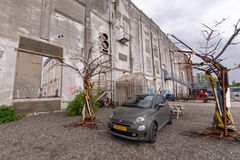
119 53 128 62
145 39 150 53
155 61 160 74
146 57 152 72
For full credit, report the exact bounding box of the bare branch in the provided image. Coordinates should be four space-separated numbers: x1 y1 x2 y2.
202 23 213 31
192 67 208 72
86 47 93 64
214 18 227 27
90 68 111 78
230 42 240 45
88 52 108 67
209 31 225 40
73 48 88 65
228 63 240 71
171 35 195 52
59 61 83 79
196 49 205 54
216 57 227 63
215 19 240 59
201 30 208 40
208 38 222 55
90 59 111 73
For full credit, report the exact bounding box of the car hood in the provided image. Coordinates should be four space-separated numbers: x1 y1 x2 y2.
112 106 154 119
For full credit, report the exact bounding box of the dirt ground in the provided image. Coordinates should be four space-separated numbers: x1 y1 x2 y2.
0 102 240 160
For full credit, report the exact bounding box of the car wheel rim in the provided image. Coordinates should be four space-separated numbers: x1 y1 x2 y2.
152 124 157 140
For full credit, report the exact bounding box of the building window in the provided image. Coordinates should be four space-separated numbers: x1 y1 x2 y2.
153 45 158 57
145 31 149 36
155 61 160 74
123 21 129 34
146 57 152 72
145 39 150 53
119 53 128 62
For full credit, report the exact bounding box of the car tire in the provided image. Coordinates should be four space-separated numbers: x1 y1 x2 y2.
149 122 158 143
168 112 173 125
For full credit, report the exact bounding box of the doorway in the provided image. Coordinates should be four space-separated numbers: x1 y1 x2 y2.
13 36 63 114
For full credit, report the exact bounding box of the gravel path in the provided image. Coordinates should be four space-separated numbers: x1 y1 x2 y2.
0 102 240 160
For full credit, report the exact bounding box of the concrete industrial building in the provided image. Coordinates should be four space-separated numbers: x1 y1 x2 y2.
41 58 61 97
0 0 192 113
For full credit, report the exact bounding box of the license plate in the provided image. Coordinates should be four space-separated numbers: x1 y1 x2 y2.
114 124 127 132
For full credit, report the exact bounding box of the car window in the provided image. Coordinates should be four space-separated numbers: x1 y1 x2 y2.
124 95 154 108
159 96 166 103
155 95 161 105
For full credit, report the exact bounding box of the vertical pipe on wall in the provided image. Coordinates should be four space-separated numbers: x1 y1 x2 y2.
128 1 133 73
109 0 113 100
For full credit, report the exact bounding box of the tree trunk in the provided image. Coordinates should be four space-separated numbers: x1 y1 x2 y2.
81 69 96 125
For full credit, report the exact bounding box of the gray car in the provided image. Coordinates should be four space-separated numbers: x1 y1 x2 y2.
108 94 172 143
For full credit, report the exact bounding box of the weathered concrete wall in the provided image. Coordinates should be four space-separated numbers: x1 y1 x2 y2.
111 0 131 78
0 0 42 105
49 10 85 108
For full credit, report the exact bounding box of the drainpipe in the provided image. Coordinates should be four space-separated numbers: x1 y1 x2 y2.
128 1 133 73
109 0 113 100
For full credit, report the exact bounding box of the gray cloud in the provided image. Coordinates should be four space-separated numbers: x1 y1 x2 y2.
132 0 240 82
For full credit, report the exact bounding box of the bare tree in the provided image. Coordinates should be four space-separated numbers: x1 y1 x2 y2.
58 47 111 126
170 18 240 136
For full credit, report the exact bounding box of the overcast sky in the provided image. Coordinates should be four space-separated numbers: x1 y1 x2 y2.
132 0 240 83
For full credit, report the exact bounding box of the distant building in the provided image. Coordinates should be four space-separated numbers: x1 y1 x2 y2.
0 0 192 114
41 58 61 97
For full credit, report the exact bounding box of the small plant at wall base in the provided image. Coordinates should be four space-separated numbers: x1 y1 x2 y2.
66 91 99 116
0 105 21 124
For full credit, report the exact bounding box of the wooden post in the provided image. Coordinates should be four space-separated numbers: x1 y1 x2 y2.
222 70 228 136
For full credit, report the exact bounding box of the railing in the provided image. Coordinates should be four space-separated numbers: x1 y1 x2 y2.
163 69 192 88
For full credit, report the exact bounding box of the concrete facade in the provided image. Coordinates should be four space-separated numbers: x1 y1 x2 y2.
0 0 192 112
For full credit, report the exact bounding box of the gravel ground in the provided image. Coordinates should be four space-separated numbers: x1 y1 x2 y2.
0 102 240 160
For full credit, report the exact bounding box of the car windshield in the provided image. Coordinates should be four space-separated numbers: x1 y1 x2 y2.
123 95 154 108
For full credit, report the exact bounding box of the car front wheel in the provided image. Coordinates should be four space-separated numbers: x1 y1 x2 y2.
168 112 173 125
149 122 158 143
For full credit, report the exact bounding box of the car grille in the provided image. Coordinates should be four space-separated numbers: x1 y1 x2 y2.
110 128 138 137
111 118 133 126
112 122 130 127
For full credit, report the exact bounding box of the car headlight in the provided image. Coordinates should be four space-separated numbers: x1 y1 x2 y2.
137 125 146 131
136 116 145 125
109 112 113 118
